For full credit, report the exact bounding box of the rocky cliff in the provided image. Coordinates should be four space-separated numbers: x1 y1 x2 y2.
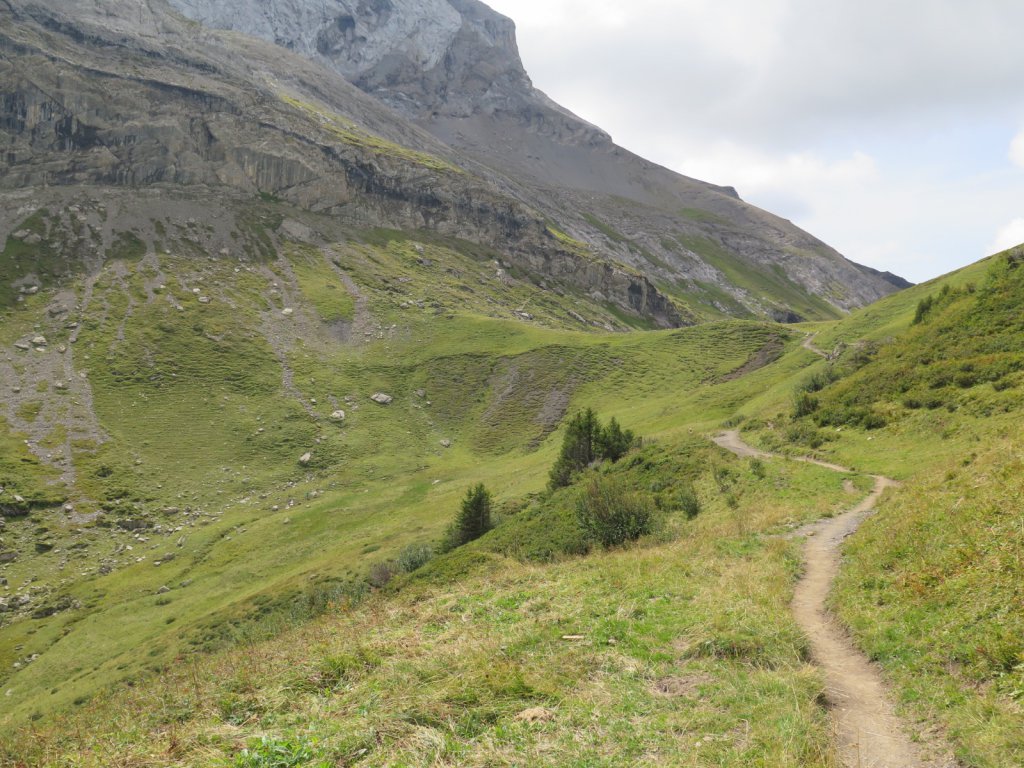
162 0 911 319
1 0 908 327
0 0 679 327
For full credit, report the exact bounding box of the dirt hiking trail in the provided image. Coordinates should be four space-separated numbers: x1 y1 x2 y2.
802 332 830 359
714 430 957 768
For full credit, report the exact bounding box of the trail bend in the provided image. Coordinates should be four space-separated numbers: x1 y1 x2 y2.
713 430 957 768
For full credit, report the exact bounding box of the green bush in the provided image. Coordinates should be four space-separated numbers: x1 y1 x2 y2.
396 543 433 573
576 475 653 548
233 735 329 768
792 391 819 418
549 409 637 488
676 484 702 519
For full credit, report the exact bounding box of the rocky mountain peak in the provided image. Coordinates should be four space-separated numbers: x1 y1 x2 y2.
164 0 607 143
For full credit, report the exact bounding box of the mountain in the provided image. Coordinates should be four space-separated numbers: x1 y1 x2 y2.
9 0 1002 758
167 0 912 321
1 0 906 332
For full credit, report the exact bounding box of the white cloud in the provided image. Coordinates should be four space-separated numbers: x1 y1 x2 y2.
989 219 1024 255
483 0 1023 281
1010 130 1024 169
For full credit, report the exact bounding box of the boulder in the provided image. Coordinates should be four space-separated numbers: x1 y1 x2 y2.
371 392 393 405
31 335 47 346
330 410 346 421
299 452 313 466
440 439 452 448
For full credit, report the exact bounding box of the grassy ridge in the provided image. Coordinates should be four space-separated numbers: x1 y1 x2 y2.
6 441 864 767
834 439 1024 766
3 207 1023 767
0 224 790 727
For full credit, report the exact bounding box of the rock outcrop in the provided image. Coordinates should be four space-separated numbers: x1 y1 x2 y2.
161 0 910 316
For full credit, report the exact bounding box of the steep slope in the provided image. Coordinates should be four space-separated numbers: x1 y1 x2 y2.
166 0 909 320
7 249 1021 766
0 0 679 328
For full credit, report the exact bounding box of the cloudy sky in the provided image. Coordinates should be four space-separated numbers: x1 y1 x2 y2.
485 0 1024 283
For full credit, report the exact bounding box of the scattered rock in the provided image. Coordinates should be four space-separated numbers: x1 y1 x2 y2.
299 452 313 466
515 707 554 724
330 410 346 421
31 595 79 619
371 392 393 405
651 674 712 698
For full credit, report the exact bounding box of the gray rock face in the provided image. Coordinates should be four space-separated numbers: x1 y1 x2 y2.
165 0 600 140
160 0 907 314
0 0 906 323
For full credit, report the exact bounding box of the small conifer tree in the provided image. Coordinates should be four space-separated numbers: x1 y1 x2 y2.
550 409 639 489
549 408 602 488
597 416 635 462
446 483 493 549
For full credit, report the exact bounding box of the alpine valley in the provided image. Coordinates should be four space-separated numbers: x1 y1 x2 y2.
0 2 1020 767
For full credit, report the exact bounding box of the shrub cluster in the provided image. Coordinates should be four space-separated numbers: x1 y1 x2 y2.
575 474 653 548
549 409 637 489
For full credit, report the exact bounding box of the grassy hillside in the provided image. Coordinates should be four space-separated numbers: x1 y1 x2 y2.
0 199 802 729
2 211 1022 766
745 247 1024 765
7 439 866 767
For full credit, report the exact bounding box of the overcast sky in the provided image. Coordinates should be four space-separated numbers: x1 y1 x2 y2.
484 0 1024 283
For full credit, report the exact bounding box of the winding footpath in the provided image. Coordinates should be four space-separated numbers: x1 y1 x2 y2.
713 431 954 768
802 332 831 359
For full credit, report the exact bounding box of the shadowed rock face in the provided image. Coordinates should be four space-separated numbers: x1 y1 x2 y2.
162 0 911 316
165 0 608 142
1 0 907 327
0 0 681 326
